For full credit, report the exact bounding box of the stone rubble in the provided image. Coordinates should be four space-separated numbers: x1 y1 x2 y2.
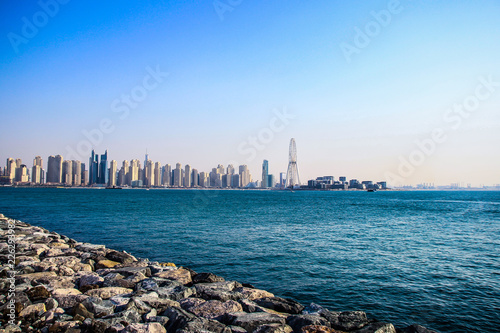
0 216 438 333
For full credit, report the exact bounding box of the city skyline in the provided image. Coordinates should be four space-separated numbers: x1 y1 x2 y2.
1 1 499 186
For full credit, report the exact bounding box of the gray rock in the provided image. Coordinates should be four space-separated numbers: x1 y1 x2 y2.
353 322 396 333
254 323 294 333
238 299 270 313
163 306 197 332
188 299 243 320
193 272 226 284
286 315 330 333
106 250 137 264
181 317 231 333
195 281 244 302
147 315 170 327
78 273 104 288
224 312 287 333
82 296 116 317
156 285 195 301
302 303 326 316
228 326 248 333
102 309 142 326
254 297 305 314
321 311 370 331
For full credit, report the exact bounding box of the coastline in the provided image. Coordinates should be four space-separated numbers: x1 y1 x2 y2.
0 214 436 333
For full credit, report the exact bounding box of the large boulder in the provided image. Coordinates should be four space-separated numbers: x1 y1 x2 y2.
188 299 243 320
286 315 330 333
193 272 225 284
321 311 370 331
224 311 287 333
85 287 133 299
254 297 305 314
353 322 396 333
154 268 192 285
397 324 438 333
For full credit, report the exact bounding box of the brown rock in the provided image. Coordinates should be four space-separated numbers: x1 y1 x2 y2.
19 303 46 317
96 259 121 269
154 268 192 285
85 287 133 299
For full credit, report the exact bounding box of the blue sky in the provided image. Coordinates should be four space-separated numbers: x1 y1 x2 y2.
1 0 499 186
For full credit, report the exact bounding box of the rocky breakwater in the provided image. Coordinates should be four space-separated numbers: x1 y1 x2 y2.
0 215 436 333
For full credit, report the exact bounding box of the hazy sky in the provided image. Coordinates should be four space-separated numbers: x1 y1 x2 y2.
1 0 499 186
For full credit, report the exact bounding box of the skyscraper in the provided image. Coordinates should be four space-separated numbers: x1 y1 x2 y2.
184 164 192 188
262 160 269 188
98 150 108 185
109 160 117 187
81 163 87 185
192 169 199 187
6 158 15 180
62 160 73 185
72 160 82 186
154 162 161 187
162 164 172 186
239 165 251 187
173 163 182 187
129 159 140 185
89 150 98 185
32 156 43 184
47 155 63 183
145 159 154 187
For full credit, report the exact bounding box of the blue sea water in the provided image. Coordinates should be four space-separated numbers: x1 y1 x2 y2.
0 188 499 332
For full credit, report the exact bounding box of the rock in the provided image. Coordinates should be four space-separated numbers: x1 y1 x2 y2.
114 266 152 277
81 296 116 317
238 298 272 313
254 323 294 333
17 271 58 281
179 297 207 311
302 304 327 316
78 273 104 288
154 268 192 285
254 297 305 314
156 285 195 301
321 311 370 331
146 315 170 327
72 303 94 319
188 299 243 320
235 287 275 301
90 319 112 332
33 275 76 290
19 303 46 317
26 285 51 301
47 320 80 332
228 326 248 333
163 306 196 332
135 278 160 293
193 272 225 284
300 325 342 333
75 243 106 252
224 311 287 333
54 294 89 309
397 324 438 333
195 281 244 301
85 287 133 299
52 288 82 297
45 298 59 311
109 294 133 311
96 259 121 269
106 250 137 264
134 291 180 313
286 315 331 333
123 323 166 333
353 322 396 333
102 309 142 326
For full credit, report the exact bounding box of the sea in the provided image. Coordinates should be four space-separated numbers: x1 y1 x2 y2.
0 187 498 332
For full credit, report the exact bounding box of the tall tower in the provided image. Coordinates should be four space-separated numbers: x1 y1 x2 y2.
262 160 269 188
285 138 301 188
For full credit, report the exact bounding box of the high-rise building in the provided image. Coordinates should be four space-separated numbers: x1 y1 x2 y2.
81 163 87 185
262 160 269 188
129 160 140 185
162 164 172 186
145 159 154 187
279 172 286 188
173 163 182 187
227 164 235 175
192 169 199 187
15 165 29 182
199 172 209 187
268 174 275 188
32 156 43 184
184 164 192 188
62 160 73 185
47 155 63 183
109 160 117 186
239 165 251 187
231 174 240 188
154 162 161 187
119 160 129 186
89 150 98 185
222 174 231 188
6 158 16 180
98 150 108 185
72 160 82 186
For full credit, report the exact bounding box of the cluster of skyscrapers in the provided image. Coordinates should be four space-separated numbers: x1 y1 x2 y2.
0 151 263 189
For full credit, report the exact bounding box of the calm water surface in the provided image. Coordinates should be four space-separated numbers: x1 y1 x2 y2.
1 188 499 332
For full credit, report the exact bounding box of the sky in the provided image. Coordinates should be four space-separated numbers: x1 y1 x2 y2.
1 0 499 186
